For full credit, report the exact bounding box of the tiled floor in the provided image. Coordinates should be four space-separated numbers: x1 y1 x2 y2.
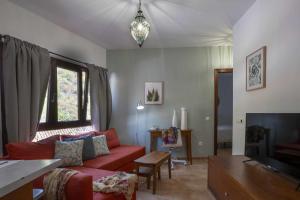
136 159 215 200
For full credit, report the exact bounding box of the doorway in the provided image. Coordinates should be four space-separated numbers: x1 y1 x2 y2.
214 68 233 155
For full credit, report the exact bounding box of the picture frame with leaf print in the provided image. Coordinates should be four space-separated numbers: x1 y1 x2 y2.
145 82 163 105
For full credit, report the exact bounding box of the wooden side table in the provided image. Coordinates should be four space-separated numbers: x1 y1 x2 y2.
149 129 192 165
134 151 171 194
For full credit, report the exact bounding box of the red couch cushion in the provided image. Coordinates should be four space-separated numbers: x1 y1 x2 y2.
83 145 145 171
33 167 132 200
32 171 93 200
6 142 55 160
94 128 120 149
68 167 127 200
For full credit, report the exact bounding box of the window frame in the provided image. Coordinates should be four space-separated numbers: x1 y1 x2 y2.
38 57 91 131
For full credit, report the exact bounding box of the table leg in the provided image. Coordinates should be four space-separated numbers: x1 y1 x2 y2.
168 156 172 179
186 135 189 164
136 165 139 190
152 166 157 194
189 134 192 165
150 134 154 152
186 134 192 165
147 176 151 189
158 168 161 180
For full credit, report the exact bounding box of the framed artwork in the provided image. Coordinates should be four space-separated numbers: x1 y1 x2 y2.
145 82 163 105
246 46 267 91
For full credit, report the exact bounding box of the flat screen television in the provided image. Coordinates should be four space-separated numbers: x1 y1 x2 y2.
246 113 300 181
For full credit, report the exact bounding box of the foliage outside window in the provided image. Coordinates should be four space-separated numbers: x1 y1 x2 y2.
57 67 79 121
39 58 91 130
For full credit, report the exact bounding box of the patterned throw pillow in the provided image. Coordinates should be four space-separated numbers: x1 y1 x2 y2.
93 135 110 156
64 135 96 161
54 140 84 167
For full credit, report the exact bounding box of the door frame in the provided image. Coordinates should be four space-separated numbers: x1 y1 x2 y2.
214 68 233 155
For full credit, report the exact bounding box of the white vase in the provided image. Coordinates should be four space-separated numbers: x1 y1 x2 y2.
172 109 178 128
181 107 188 130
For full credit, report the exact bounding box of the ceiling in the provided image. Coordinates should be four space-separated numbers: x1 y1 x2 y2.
9 0 255 49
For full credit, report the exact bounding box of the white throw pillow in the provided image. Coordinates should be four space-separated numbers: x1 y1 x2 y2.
93 135 110 156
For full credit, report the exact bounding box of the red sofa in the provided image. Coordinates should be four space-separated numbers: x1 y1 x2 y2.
4 128 145 200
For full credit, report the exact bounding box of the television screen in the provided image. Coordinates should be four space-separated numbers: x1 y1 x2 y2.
246 113 300 178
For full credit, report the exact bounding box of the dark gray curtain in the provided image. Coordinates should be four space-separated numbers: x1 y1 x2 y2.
0 85 2 154
88 64 112 131
1 36 50 144
0 39 3 154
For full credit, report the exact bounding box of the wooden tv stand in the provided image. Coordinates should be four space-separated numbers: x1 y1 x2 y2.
208 155 300 200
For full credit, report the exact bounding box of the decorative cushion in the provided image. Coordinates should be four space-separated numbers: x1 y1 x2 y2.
94 128 120 149
54 140 84 167
64 135 96 161
93 135 110 156
6 142 55 160
65 167 126 200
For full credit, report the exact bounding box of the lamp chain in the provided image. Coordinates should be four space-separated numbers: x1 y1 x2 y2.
139 0 142 11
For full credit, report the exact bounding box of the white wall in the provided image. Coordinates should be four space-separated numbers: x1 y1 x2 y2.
0 0 106 67
232 0 300 155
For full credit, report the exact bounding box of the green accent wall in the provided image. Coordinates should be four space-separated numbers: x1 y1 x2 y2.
107 47 215 156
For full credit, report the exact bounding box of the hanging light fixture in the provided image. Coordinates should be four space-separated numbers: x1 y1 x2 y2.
130 0 150 47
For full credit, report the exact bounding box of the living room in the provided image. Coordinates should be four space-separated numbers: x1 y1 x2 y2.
0 0 300 200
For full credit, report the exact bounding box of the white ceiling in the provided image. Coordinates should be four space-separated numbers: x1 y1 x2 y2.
9 0 255 49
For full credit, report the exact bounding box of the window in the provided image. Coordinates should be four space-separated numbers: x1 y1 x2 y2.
39 58 91 130
57 67 79 121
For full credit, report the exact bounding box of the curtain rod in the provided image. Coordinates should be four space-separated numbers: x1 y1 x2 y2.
49 51 88 67
0 34 107 70
50 52 107 71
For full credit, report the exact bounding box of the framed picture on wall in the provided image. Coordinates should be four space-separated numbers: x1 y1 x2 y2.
246 46 267 91
145 82 163 105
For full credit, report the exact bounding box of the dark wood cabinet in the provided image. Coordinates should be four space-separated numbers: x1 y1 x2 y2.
208 155 300 200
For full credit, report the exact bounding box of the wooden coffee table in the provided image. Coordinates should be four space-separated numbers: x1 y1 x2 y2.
134 151 171 194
